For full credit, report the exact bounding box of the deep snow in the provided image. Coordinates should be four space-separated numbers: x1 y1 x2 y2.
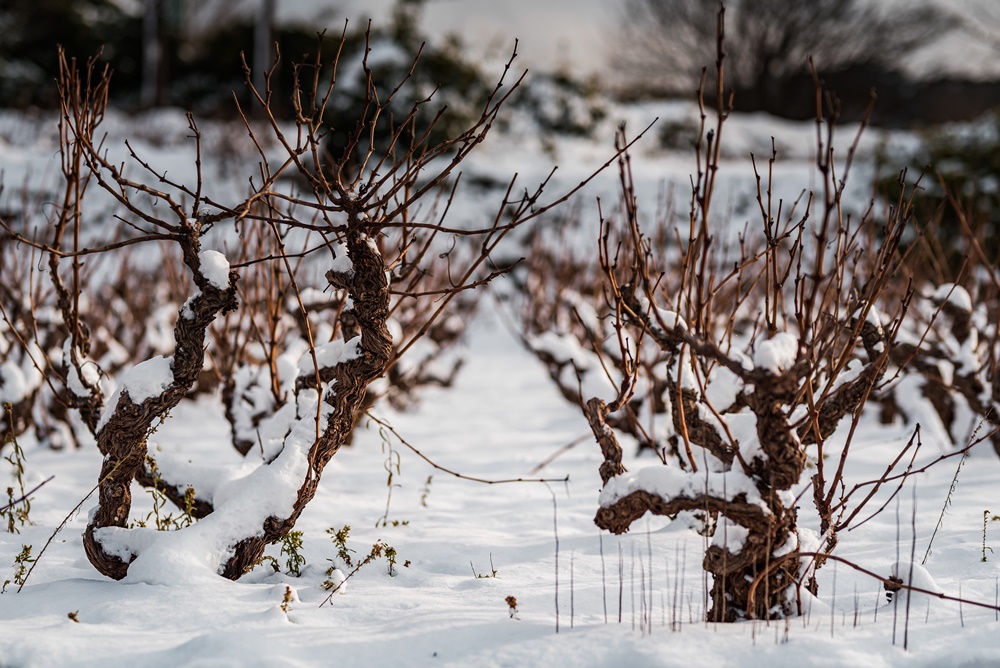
3 306 1000 667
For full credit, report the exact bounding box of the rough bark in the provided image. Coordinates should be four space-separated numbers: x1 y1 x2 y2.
674 387 733 465
587 397 626 485
84 243 238 579
85 223 392 580
592 369 806 621
595 484 799 620
220 229 392 578
797 362 883 446
49 250 106 437
0 395 34 455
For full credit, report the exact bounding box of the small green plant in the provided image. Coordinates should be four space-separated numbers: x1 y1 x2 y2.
327 525 355 568
471 554 498 579
130 454 196 532
984 511 992 562
2 404 32 533
280 585 294 614
983 510 1000 562
2 544 34 593
924 444 972 564
385 545 399 576
280 530 306 577
181 486 197 520
242 533 306 577
320 533 407 601
419 475 433 507
249 554 280 574
375 423 403 528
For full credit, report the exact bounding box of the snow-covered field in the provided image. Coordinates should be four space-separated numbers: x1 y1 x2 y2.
2 95 1000 667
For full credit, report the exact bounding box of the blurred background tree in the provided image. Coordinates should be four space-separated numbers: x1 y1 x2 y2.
0 0 473 119
615 0 940 98
875 112 1000 282
0 0 141 108
611 0 984 124
0 0 609 168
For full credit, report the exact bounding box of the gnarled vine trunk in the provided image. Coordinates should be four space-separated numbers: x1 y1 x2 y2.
592 366 807 621
84 241 238 579
221 228 392 577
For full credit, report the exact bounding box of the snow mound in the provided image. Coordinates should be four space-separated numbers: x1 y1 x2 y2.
932 283 972 312
753 333 797 373
199 250 231 290
887 561 944 609
890 561 943 594
98 355 175 430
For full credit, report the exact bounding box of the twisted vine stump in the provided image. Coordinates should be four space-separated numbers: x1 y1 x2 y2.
221 229 392 577
82 226 393 581
592 366 805 621
84 242 238 579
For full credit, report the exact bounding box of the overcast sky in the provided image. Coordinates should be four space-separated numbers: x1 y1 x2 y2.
262 0 1000 81
272 0 617 76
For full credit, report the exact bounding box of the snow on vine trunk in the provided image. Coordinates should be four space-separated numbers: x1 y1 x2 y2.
84 231 392 582
84 244 239 579
588 306 889 621
592 356 807 621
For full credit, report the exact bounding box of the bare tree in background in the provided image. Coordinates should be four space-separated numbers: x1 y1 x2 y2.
944 0 1000 53
615 0 943 102
140 0 255 108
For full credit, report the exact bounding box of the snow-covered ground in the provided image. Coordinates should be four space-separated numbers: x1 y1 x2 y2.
2 93 999 667
3 307 1000 667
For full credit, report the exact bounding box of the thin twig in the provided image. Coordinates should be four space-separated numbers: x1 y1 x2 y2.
0 476 55 513
746 551 1000 617
365 413 568 485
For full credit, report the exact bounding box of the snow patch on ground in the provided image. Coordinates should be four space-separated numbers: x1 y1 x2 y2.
933 283 972 312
